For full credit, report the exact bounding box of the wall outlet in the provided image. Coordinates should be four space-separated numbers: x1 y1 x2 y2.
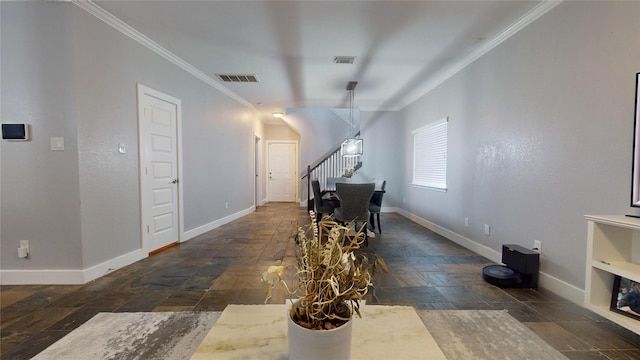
465 218 469 227
18 240 29 258
225 202 229 209
484 224 491 235
534 240 542 253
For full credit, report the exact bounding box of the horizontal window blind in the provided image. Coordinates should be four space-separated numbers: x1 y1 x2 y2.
412 117 448 190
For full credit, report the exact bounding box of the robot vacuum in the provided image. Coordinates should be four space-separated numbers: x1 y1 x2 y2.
482 265 522 287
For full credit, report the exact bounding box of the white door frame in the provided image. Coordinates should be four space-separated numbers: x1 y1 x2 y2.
266 140 299 202
137 84 184 252
254 134 262 206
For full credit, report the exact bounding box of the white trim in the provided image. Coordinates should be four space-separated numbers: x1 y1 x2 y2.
1 204 586 304
0 249 146 285
412 116 448 134
183 206 255 241
72 0 560 114
378 1 564 111
394 207 585 305
83 248 147 283
0 269 85 285
72 0 255 110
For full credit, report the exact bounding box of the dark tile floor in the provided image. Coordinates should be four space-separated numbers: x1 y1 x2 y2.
2 203 640 359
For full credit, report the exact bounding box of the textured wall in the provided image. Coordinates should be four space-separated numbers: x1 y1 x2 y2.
399 1 640 290
1 2 83 270
71 7 256 267
1 2 258 274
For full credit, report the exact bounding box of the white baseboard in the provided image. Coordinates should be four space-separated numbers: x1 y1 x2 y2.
394 207 585 305
0 248 146 285
395 208 501 263
182 206 255 241
0 269 85 285
538 272 585 305
1 205 586 304
1 207 257 285
83 248 147 283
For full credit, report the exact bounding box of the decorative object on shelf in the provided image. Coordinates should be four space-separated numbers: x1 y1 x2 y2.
342 81 363 158
610 275 640 321
262 211 386 360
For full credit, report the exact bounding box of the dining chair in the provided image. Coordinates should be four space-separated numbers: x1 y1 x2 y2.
311 179 339 220
369 180 386 234
333 182 375 245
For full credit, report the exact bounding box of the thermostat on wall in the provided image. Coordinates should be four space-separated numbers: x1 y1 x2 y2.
2 124 30 141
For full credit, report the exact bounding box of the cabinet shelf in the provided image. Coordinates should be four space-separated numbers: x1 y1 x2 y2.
585 215 640 335
586 303 640 332
591 260 640 283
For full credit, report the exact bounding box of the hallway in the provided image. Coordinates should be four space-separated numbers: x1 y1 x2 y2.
1 203 639 359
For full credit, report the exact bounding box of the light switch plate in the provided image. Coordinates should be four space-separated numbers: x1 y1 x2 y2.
50 137 64 151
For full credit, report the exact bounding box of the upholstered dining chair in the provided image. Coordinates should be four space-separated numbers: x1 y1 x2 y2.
311 179 339 220
333 182 375 245
369 180 386 234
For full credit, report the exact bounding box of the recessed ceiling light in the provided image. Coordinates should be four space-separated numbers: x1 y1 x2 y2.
272 112 285 118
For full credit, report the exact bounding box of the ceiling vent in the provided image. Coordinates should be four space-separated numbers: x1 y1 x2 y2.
346 81 358 91
216 74 259 83
334 56 356 64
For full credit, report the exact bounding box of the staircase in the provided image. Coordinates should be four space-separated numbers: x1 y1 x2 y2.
302 133 362 211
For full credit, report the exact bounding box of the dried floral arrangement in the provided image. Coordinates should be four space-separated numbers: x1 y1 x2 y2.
343 166 356 178
263 211 387 330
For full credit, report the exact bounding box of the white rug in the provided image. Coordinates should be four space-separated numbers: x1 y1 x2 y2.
32 311 221 360
418 310 567 360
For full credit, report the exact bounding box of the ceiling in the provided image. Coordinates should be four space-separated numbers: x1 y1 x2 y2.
91 0 549 122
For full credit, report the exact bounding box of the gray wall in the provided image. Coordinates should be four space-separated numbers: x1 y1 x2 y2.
398 1 640 290
284 108 349 173
264 124 299 142
358 110 403 208
1 3 83 270
1 2 259 273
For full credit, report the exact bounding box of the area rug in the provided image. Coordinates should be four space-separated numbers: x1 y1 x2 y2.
418 310 568 360
32 311 221 360
34 309 565 360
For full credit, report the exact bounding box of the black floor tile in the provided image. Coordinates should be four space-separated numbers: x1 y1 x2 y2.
1 203 639 358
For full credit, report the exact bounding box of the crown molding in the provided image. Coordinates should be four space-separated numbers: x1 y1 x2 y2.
399 0 564 109
71 0 255 110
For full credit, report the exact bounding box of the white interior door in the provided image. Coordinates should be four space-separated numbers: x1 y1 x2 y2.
138 84 182 254
267 141 297 202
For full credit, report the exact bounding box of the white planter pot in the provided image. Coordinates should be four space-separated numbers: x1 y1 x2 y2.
287 314 353 360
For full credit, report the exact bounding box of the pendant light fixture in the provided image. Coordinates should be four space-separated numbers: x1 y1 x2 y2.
341 81 363 157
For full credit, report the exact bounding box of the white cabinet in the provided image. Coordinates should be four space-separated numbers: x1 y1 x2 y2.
585 215 640 334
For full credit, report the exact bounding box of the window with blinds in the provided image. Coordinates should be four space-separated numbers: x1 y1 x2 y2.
412 117 448 190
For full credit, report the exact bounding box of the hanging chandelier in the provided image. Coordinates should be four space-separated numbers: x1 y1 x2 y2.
341 81 363 157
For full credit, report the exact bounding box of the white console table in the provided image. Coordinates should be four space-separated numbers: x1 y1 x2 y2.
585 215 640 334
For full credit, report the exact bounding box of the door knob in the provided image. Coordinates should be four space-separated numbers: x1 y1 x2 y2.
169 178 179 184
